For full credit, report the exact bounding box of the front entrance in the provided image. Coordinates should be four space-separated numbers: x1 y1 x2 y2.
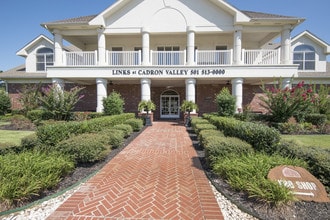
160 90 180 119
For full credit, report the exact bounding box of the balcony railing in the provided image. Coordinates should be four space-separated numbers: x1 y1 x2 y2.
58 49 282 67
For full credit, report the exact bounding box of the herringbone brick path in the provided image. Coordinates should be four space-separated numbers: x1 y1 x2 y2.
47 121 223 220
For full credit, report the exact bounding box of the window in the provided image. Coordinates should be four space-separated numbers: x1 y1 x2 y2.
293 45 315 70
36 48 53 71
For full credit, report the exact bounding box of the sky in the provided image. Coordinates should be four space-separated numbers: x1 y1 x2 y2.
0 0 329 72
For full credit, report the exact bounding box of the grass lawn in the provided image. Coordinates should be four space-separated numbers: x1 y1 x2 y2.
281 135 330 149
0 130 35 146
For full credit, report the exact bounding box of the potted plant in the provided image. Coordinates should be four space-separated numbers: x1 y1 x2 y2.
138 100 156 126
180 100 198 127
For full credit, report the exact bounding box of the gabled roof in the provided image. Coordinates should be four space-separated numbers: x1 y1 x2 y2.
16 35 53 57
41 15 97 26
292 30 330 54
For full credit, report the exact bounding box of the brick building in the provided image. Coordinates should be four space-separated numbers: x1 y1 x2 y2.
1 0 329 120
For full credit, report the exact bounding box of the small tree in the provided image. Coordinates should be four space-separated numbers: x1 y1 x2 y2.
103 91 125 115
215 87 236 117
313 84 330 115
0 90 11 115
39 85 84 121
180 100 198 127
259 80 315 123
138 100 156 126
18 83 42 114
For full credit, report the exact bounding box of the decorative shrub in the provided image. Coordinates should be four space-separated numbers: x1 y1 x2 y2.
21 133 39 151
124 118 144 132
304 114 327 127
113 124 133 137
26 109 45 122
86 113 135 132
103 91 125 115
0 90 11 115
100 129 125 149
214 87 236 117
198 129 225 148
191 117 210 131
55 133 110 164
204 136 254 166
193 123 217 135
0 151 74 206
275 140 330 192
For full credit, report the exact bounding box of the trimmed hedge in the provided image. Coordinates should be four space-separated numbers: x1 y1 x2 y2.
101 128 125 149
203 135 254 166
55 133 111 164
36 113 135 146
113 124 133 137
124 118 144 132
191 117 210 130
194 123 217 136
275 140 330 192
206 115 280 153
198 129 224 148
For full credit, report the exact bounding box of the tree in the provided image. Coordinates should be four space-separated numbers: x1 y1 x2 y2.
215 87 236 117
103 91 125 115
18 83 42 114
0 90 11 115
39 85 84 121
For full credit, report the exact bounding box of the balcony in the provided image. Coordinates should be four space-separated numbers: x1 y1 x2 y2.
53 49 281 67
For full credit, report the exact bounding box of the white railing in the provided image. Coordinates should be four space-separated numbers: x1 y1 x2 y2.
243 49 280 65
107 51 141 66
58 49 283 67
151 50 186 66
65 51 96 66
196 50 232 65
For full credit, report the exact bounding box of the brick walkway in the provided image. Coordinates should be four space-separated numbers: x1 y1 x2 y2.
47 121 223 220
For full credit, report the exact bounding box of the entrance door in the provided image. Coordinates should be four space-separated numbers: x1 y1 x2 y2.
160 90 180 119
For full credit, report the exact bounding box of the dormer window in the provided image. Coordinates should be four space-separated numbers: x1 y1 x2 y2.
36 48 53 71
293 45 315 71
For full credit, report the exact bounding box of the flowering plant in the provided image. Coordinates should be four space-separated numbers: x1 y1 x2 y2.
259 79 315 123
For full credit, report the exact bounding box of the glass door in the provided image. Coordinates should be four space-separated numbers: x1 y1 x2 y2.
160 91 180 119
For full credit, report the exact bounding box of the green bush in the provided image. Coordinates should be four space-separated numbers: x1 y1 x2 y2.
215 87 236 117
275 140 330 192
0 151 74 206
190 117 209 130
101 129 125 149
207 116 280 153
213 153 307 205
193 123 217 135
0 90 11 115
55 133 110 164
198 129 225 148
204 136 254 166
21 133 39 151
26 109 45 122
304 114 327 127
103 91 125 115
113 124 133 137
124 118 144 132
86 113 135 132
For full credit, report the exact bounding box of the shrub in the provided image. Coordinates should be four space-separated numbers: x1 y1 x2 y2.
26 109 45 122
204 136 254 166
275 140 330 192
193 123 217 136
198 129 225 148
215 87 236 117
87 113 135 132
212 153 307 205
100 129 125 149
190 117 209 130
21 133 39 151
0 90 11 115
103 91 125 115
124 118 144 132
17 83 42 114
0 151 74 206
113 124 133 137
39 85 85 121
304 114 327 127
55 133 110 164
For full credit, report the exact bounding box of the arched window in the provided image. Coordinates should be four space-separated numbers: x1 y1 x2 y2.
293 45 315 70
36 48 53 71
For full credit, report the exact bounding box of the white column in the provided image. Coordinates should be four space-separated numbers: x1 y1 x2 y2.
96 78 108 112
141 78 151 101
52 78 64 91
231 78 244 113
187 26 196 65
97 27 107 65
233 26 243 65
281 25 291 64
141 27 150 65
281 77 292 89
53 29 63 66
185 79 196 103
